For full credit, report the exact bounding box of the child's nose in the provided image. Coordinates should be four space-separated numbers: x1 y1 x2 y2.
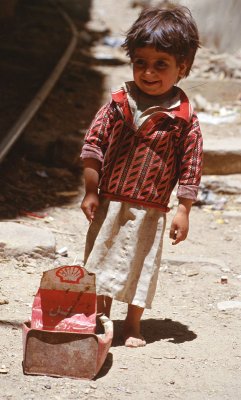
144 65 155 75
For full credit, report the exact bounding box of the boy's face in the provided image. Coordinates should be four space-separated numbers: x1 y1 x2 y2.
132 46 187 96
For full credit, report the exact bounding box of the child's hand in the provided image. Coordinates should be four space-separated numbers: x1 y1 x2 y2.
169 198 192 245
169 210 189 245
81 192 99 223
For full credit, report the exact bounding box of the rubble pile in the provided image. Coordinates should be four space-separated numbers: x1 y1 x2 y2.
190 47 241 81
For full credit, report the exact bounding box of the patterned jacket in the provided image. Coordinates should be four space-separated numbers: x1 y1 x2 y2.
81 84 203 212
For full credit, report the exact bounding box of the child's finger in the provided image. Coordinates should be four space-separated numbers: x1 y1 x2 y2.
169 225 177 239
172 230 186 245
169 230 176 239
171 231 178 245
82 205 93 222
81 200 97 222
90 204 97 220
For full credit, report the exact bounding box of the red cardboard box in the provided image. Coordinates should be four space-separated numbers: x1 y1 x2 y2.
22 265 113 380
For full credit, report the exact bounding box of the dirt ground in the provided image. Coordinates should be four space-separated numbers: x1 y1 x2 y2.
1 1 241 399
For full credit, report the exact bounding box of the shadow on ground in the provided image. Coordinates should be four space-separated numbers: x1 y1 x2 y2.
95 352 113 380
112 318 197 347
95 318 197 379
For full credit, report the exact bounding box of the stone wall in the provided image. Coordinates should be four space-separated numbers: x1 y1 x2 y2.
141 0 241 53
179 0 241 53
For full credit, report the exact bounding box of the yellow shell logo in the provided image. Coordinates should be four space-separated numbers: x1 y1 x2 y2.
56 266 84 283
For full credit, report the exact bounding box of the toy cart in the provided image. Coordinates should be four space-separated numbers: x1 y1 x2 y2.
22 265 113 380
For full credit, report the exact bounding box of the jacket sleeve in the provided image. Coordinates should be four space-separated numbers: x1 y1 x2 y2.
177 112 203 201
80 101 118 163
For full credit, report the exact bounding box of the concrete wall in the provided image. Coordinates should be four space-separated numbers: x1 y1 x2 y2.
179 0 241 53
148 0 240 53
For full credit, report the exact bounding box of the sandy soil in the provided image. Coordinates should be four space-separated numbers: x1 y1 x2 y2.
1 1 241 399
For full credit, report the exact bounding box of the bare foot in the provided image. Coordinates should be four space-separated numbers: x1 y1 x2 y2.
123 327 146 348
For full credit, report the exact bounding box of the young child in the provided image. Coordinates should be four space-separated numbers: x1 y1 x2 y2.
80 4 203 347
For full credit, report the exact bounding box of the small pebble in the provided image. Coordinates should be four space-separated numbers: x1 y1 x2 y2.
221 276 228 284
0 299 9 305
90 382 97 389
0 365 8 374
57 247 68 257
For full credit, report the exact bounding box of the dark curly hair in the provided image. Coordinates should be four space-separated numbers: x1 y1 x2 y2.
122 4 200 76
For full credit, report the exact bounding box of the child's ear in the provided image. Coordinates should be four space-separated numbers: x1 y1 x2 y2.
178 62 188 79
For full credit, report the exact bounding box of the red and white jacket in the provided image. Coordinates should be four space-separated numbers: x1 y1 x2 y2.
81 84 203 212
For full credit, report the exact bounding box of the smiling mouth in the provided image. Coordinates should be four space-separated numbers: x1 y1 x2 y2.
142 80 160 86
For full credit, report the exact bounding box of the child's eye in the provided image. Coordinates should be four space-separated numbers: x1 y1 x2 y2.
155 61 168 69
133 59 146 67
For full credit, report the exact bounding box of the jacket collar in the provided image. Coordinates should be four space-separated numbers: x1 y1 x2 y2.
112 83 192 124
